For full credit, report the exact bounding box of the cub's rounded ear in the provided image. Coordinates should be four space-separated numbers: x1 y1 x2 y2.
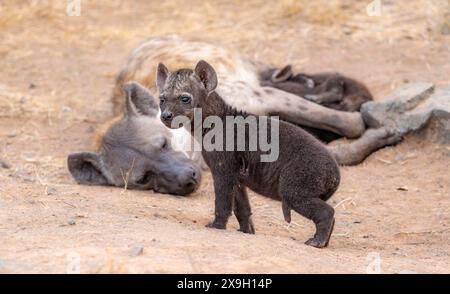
67 152 109 185
123 81 158 117
156 63 169 92
194 60 217 93
271 65 293 83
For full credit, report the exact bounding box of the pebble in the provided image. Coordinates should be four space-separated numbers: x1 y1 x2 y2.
129 245 144 256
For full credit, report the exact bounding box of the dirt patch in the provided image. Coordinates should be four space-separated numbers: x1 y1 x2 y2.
0 0 449 273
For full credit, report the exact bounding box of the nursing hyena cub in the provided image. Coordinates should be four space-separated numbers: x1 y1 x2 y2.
156 60 340 248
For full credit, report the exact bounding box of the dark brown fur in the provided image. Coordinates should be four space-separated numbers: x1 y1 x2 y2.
260 65 373 112
157 60 340 248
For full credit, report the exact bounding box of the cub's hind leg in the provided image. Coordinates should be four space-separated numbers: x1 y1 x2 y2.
280 177 336 248
233 184 255 234
284 196 335 248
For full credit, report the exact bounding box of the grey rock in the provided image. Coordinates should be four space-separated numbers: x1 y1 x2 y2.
46 186 57 195
61 106 72 113
361 83 450 144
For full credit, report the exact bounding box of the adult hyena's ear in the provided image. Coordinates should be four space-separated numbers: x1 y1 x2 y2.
271 65 293 83
67 152 109 185
123 81 158 117
194 60 218 93
156 63 169 92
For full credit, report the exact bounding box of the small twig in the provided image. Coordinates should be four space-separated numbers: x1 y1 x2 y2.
334 232 350 237
34 165 47 186
334 198 355 209
62 201 77 208
120 157 136 194
376 158 393 164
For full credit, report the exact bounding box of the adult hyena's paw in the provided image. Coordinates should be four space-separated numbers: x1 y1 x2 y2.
238 217 255 234
365 127 403 148
304 94 322 104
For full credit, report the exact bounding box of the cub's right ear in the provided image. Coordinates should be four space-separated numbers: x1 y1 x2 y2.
271 65 293 83
156 63 169 91
67 152 109 185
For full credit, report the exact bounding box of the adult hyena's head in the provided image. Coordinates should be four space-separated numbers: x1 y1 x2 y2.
68 82 201 196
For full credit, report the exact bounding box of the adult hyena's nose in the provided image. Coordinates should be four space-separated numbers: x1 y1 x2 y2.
161 111 173 121
178 167 201 195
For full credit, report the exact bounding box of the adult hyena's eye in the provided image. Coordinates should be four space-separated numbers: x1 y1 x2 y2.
180 95 191 104
159 95 165 104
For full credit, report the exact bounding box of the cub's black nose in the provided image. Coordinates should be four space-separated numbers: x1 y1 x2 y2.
161 111 173 121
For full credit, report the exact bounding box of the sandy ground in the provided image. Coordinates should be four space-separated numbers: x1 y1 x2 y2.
0 0 449 273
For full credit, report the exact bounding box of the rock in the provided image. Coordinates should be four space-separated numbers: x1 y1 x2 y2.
361 83 450 144
61 106 72 113
416 86 450 144
67 219 76 226
129 245 144 256
46 186 57 195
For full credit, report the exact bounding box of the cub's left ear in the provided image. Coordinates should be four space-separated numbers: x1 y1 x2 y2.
156 63 169 92
123 81 159 117
194 60 217 93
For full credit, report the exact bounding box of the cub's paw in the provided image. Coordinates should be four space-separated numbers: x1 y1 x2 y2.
238 218 255 234
205 221 226 230
305 218 335 248
304 237 329 248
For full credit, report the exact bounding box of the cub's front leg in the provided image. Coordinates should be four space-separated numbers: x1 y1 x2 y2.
206 158 240 230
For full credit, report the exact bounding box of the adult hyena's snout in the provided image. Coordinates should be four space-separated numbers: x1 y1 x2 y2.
154 160 202 196
177 165 201 195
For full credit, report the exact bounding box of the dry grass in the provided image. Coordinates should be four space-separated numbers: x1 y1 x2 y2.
1 1 448 47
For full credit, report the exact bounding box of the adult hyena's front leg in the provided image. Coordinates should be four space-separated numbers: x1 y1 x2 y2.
327 127 403 166
261 87 365 139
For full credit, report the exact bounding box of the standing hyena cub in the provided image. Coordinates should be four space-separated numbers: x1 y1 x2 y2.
156 60 340 248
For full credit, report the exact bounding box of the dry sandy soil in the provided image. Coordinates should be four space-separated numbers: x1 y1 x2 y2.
0 0 449 273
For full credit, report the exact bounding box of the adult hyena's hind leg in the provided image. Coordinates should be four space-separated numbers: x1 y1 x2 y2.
328 127 403 166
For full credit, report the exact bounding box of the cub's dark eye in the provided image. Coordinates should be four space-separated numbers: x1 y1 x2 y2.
180 95 191 104
159 95 165 103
